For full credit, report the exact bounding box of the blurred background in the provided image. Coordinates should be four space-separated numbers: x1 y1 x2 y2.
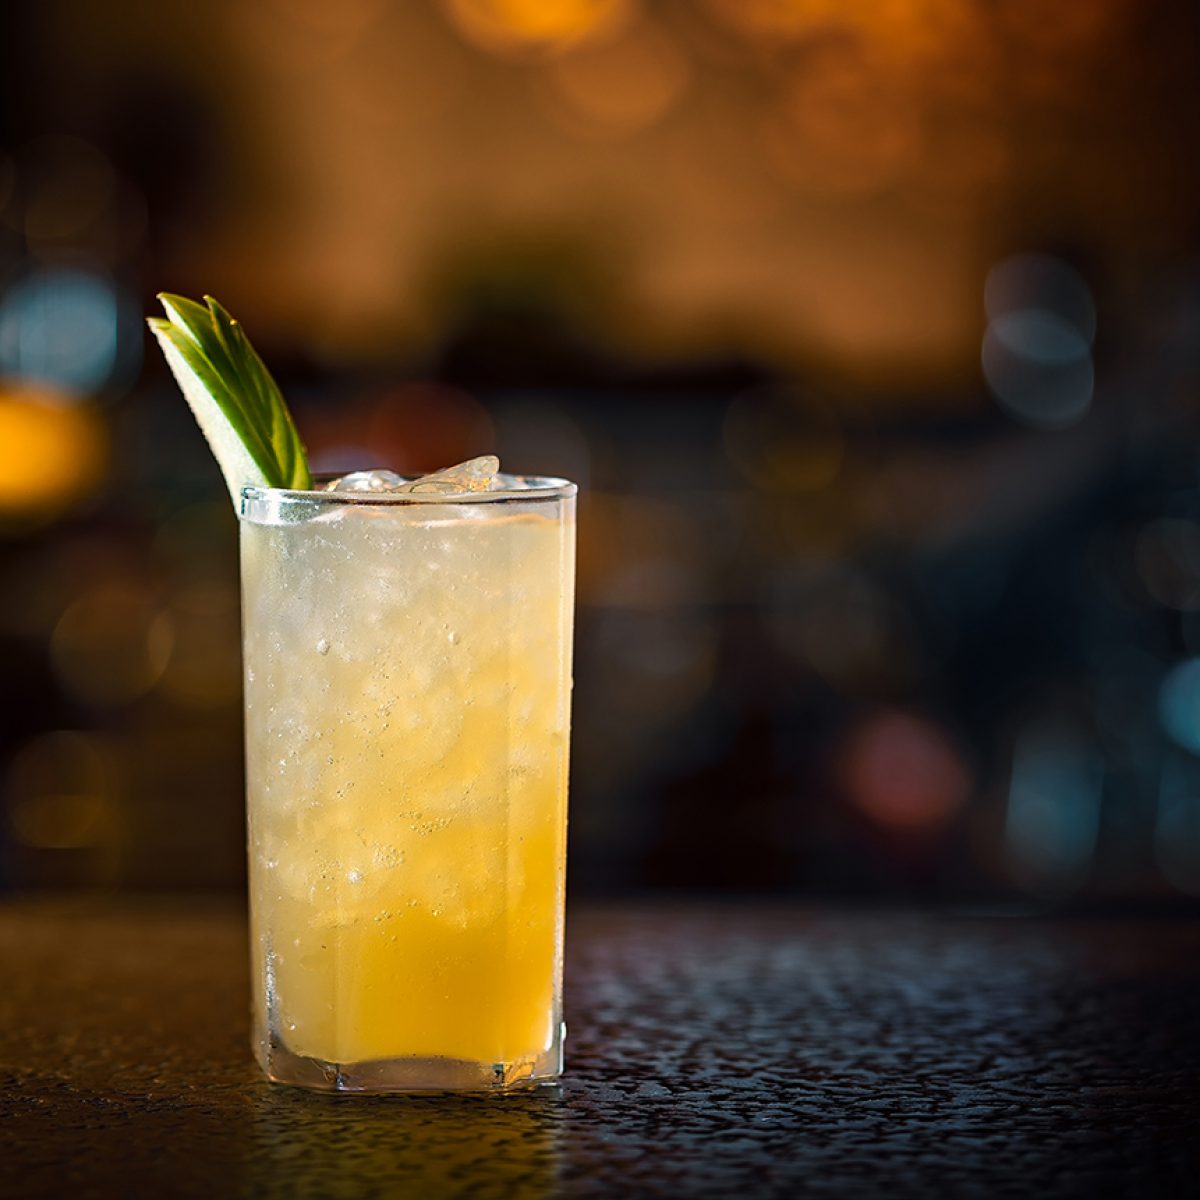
2 0 1199 907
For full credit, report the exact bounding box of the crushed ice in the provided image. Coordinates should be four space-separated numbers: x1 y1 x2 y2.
325 456 500 495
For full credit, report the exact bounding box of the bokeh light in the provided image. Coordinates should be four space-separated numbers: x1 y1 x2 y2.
981 328 1093 429
989 311 1090 368
543 21 688 136
5 731 117 852
50 583 170 708
232 1 397 87
840 711 971 834
982 253 1096 430
1159 658 1200 756
7 135 117 244
1005 725 1102 894
0 385 106 518
766 42 922 197
441 0 633 59
985 254 1096 341
0 268 125 393
0 0 1196 906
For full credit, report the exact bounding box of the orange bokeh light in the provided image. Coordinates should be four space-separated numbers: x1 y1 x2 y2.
442 0 633 58
0 386 106 518
545 22 688 135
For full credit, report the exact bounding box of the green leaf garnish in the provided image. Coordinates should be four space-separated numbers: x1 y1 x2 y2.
147 293 311 504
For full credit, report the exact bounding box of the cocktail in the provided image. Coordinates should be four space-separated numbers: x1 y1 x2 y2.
149 296 575 1091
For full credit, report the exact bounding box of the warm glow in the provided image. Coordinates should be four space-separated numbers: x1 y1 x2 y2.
545 22 688 134
0 386 106 517
148 0 1153 388
5 731 116 852
767 44 922 196
708 0 1127 48
50 583 170 708
442 0 633 58
235 0 389 72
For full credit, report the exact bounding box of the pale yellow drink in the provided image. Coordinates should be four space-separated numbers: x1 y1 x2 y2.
239 475 575 1090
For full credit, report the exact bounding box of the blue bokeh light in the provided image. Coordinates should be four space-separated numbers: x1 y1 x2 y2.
989 309 1090 367
0 267 120 394
982 253 1096 431
1006 730 1102 891
1158 658 1200 755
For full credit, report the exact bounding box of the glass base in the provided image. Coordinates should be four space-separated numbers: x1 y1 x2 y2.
254 1024 565 1093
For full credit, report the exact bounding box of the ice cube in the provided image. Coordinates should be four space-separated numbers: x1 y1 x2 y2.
326 469 408 493
398 455 499 494
323 457 501 496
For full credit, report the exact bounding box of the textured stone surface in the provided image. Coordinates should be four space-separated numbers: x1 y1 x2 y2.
1 899 1197 1197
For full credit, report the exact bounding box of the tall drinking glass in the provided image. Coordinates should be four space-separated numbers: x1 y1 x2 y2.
238 474 576 1091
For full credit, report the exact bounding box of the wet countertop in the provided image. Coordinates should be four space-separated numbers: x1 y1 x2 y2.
1 898 1197 1197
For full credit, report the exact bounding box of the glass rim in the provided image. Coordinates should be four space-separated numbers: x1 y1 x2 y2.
241 472 577 508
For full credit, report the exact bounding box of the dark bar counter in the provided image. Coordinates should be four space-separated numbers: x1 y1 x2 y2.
1 899 1197 1197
